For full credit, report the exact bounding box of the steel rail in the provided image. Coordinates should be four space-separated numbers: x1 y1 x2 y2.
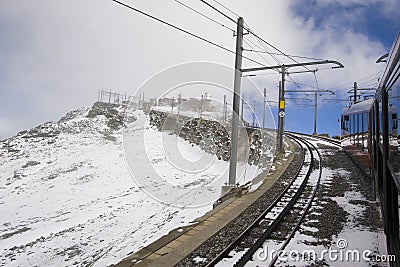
206 135 312 267
268 133 323 266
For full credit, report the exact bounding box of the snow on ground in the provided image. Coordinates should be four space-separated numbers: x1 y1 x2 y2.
274 139 385 267
0 103 267 266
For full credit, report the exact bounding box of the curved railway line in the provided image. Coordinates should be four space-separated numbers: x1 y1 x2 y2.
205 134 325 266
118 131 384 267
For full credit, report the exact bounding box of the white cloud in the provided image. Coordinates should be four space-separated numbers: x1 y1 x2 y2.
0 0 392 137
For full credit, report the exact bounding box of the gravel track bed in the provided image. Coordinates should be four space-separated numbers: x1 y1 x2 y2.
178 137 383 267
300 141 382 245
176 141 304 266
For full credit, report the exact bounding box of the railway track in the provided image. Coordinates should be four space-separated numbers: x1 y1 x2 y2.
206 133 323 267
285 131 341 147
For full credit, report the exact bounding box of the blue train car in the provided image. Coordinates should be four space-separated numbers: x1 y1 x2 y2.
341 98 397 151
369 33 400 265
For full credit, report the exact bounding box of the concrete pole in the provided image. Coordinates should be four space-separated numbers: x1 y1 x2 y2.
277 67 285 151
313 92 317 135
228 17 244 186
263 88 266 128
354 82 357 104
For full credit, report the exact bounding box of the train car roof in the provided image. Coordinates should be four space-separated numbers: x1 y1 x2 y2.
341 98 374 115
341 98 397 115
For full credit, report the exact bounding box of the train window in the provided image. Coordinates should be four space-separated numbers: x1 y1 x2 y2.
388 79 399 177
379 98 384 145
392 113 398 129
362 112 368 150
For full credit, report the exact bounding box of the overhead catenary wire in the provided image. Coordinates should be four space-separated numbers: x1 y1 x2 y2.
243 38 307 95
242 48 326 62
243 38 276 71
211 0 241 18
287 80 321 90
174 0 281 70
247 28 313 72
252 33 282 65
286 74 303 90
110 0 267 67
200 0 236 23
199 0 319 73
243 37 280 66
173 0 235 32
335 70 383 90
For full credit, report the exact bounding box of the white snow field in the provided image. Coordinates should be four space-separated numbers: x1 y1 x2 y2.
0 102 272 266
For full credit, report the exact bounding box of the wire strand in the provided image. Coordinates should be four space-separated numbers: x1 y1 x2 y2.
243 38 276 70
243 48 326 61
199 0 323 72
174 0 235 32
200 0 236 23
111 0 267 67
247 28 313 72
211 0 241 18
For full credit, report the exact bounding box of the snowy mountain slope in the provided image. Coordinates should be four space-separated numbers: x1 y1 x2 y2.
0 102 212 266
0 101 271 266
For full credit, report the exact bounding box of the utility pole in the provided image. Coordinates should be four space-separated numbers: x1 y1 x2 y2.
313 92 317 135
286 89 335 135
228 17 244 187
277 67 286 151
353 82 357 104
263 88 266 128
242 61 343 151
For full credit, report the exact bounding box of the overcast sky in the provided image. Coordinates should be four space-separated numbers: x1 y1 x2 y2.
1 0 399 139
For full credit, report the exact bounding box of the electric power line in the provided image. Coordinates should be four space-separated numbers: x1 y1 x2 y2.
200 0 331 73
201 0 320 72
173 0 235 32
335 70 383 90
242 48 326 61
111 0 267 67
252 33 282 65
286 74 303 90
243 37 280 66
200 0 236 23
247 28 313 72
243 38 276 70
211 0 241 18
